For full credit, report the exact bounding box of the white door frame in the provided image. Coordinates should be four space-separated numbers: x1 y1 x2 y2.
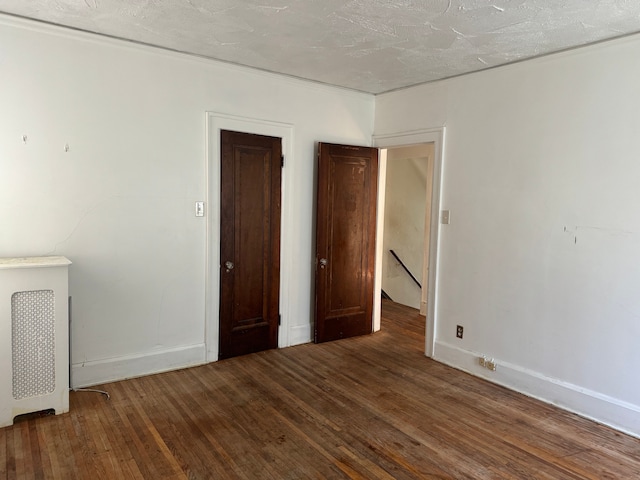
205 112 294 362
372 128 446 357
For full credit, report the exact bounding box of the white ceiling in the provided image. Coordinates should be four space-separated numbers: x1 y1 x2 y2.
1 1 640 94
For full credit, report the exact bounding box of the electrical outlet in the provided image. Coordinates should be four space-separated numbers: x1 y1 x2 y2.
478 355 497 371
456 325 464 339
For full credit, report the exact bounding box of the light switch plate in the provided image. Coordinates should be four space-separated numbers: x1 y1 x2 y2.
441 209 450 224
195 201 205 217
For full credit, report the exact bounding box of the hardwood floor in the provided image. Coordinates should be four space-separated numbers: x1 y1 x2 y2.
2 300 640 479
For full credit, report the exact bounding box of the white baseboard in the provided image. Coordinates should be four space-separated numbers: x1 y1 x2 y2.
289 324 312 346
434 341 640 439
71 343 207 388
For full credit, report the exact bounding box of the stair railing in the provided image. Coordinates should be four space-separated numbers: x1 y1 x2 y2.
389 249 422 289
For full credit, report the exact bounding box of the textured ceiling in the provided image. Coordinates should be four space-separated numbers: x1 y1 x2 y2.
1 1 640 94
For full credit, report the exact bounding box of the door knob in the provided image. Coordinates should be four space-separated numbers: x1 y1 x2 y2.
225 261 234 271
319 258 328 268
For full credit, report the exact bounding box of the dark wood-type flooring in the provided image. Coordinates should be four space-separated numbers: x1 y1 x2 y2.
2 300 640 479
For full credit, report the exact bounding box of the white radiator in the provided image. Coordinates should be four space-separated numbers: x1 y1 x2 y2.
0 256 71 427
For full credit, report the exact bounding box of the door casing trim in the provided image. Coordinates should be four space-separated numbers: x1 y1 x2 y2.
205 112 294 362
372 127 446 358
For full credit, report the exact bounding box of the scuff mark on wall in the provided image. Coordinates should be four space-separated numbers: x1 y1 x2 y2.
563 225 634 246
565 225 634 236
46 197 115 256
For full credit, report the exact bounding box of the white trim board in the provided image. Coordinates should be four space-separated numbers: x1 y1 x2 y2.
289 325 312 347
205 113 295 362
372 127 446 357
71 344 206 388
434 341 640 439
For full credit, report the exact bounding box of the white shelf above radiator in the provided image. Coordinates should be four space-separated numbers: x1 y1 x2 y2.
0 256 72 269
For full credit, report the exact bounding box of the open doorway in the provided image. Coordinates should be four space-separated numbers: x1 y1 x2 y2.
372 128 445 358
381 144 434 316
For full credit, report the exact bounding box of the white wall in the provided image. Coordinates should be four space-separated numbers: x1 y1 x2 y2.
375 34 640 436
0 15 374 386
382 146 431 309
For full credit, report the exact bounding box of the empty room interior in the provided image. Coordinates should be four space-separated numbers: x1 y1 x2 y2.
1 1 640 478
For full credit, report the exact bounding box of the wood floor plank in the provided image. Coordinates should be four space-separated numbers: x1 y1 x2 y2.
0 423 7 479
241 351 456 478
153 372 259 479
36 416 65 479
1 300 639 479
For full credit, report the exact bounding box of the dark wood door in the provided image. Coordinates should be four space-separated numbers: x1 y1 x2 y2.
315 142 379 343
219 130 281 359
